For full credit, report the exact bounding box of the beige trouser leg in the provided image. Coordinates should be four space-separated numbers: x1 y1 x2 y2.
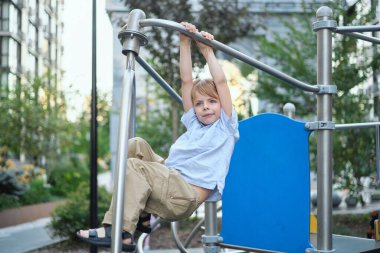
102 137 198 233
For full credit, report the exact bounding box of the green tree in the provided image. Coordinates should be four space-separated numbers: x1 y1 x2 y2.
125 0 255 147
0 73 68 163
253 2 377 200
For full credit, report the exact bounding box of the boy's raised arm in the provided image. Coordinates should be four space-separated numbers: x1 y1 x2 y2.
180 22 197 112
197 32 233 118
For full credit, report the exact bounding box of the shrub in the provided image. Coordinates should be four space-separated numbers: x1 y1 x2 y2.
48 155 89 197
19 179 53 205
0 194 21 211
48 182 112 242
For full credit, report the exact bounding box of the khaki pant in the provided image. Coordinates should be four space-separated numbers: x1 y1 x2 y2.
103 137 199 233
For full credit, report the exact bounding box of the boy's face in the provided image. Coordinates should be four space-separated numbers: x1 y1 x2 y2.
193 91 221 125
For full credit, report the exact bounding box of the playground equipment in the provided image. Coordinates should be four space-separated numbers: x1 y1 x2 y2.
110 6 380 253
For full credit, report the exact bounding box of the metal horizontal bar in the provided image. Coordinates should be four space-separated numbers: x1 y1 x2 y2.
336 31 380 44
139 19 319 93
136 55 183 105
336 25 380 33
336 122 380 129
217 242 285 253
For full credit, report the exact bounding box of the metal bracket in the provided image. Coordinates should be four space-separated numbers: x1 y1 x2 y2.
316 84 337 94
306 248 336 253
201 235 223 244
305 121 335 130
118 30 148 46
312 20 337 31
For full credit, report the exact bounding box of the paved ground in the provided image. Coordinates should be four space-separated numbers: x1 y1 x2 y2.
0 218 62 253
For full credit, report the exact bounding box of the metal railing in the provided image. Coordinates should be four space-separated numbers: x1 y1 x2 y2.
111 6 380 253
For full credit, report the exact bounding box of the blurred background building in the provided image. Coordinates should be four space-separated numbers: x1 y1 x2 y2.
0 0 64 90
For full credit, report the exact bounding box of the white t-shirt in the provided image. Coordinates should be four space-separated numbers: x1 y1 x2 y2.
165 107 239 200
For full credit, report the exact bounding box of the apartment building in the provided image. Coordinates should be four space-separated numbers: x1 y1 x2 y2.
0 0 64 90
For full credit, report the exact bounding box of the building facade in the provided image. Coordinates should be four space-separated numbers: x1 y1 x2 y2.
0 0 64 90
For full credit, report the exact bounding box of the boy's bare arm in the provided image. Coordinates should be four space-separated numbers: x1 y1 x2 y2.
180 22 197 112
197 33 233 117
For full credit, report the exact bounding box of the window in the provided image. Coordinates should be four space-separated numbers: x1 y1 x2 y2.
9 38 20 71
9 4 21 34
28 52 37 75
0 37 9 68
7 72 18 90
28 22 38 52
1 73 8 91
0 1 10 32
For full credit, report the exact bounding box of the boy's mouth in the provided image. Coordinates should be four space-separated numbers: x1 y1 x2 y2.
203 113 214 118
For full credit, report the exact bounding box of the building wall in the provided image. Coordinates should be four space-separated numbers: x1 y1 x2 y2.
0 0 64 90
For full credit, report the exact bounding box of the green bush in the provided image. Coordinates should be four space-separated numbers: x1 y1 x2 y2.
48 182 112 242
48 155 89 197
19 179 53 205
0 194 21 211
333 214 369 238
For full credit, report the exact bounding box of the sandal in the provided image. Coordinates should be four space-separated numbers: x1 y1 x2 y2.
137 214 152 233
76 225 135 252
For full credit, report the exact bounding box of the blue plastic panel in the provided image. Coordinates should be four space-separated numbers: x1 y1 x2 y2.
221 113 312 253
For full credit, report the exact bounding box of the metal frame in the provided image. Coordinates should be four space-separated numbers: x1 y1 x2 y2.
113 6 380 253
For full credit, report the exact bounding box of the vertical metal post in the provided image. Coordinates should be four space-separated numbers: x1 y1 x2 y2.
376 126 380 184
202 201 220 253
316 6 334 252
90 0 98 252
111 9 147 253
204 201 217 235
130 77 136 137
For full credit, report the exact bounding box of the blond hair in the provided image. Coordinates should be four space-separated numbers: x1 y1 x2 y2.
191 79 219 104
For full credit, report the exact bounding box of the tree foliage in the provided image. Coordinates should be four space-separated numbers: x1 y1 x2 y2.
254 2 378 198
0 74 68 162
68 93 111 159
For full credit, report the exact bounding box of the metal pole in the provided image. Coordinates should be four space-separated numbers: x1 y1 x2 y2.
315 6 334 252
335 24 380 32
202 201 220 253
130 76 136 138
136 56 183 105
377 126 380 184
139 19 319 93
170 222 189 253
90 0 98 252
111 9 147 253
204 201 217 237
336 122 380 129
335 31 380 44
111 57 135 253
